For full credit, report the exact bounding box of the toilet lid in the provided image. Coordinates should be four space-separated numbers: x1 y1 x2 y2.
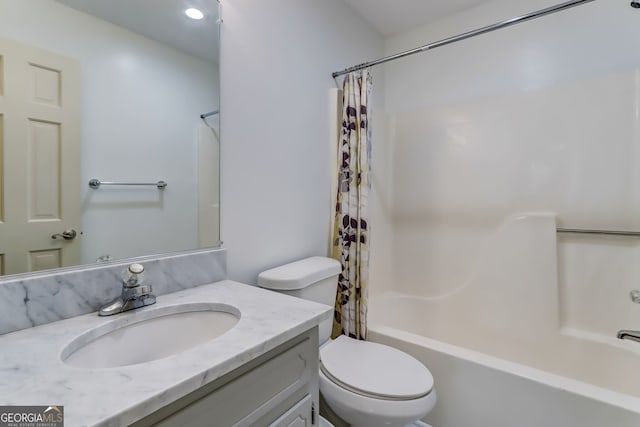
320 335 434 400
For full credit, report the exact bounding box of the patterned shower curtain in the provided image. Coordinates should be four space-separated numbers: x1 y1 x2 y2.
332 70 372 340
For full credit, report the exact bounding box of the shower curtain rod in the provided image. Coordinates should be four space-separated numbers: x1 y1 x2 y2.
331 0 596 78
200 110 219 119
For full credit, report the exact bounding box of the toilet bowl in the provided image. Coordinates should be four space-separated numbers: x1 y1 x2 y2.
319 335 436 427
258 257 436 427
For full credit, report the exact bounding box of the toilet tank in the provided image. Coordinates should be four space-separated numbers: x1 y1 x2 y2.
258 256 341 343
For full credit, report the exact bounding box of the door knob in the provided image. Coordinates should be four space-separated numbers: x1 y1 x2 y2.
51 229 77 240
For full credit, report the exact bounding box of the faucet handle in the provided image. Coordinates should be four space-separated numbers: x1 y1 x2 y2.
99 263 155 316
631 290 640 304
124 263 145 287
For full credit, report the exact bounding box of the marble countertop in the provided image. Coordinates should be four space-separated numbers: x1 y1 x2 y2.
0 280 332 426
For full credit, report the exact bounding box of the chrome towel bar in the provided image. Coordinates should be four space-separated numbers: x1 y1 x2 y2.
556 228 640 237
88 179 167 190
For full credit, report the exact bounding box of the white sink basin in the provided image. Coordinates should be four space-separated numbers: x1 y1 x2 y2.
61 303 240 368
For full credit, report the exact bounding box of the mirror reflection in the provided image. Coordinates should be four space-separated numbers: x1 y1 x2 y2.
0 0 220 276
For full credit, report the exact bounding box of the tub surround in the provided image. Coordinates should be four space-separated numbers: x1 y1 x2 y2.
369 214 640 400
367 214 640 425
0 279 332 426
0 249 226 335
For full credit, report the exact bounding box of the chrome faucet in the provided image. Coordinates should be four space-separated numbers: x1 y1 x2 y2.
98 263 156 316
617 330 640 343
616 290 640 343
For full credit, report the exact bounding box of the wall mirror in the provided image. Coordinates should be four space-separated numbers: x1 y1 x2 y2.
0 0 220 276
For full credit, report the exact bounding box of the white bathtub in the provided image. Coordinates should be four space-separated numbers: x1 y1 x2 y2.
367 214 640 426
368 292 640 427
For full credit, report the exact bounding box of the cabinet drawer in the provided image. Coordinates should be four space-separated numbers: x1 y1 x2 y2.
153 334 315 427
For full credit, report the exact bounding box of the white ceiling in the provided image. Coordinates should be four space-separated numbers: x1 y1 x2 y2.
53 0 490 62
54 0 219 63
343 0 490 36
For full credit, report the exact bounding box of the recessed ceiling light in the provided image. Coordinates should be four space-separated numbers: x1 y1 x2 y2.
185 8 205 20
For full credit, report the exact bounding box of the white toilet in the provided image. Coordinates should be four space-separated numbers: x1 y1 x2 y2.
258 257 436 427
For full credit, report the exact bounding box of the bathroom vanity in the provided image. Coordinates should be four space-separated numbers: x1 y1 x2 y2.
134 328 318 426
0 280 331 426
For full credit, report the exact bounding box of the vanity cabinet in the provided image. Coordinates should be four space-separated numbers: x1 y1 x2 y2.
268 395 313 427
132 328 319 427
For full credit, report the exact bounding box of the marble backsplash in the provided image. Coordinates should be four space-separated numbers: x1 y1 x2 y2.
0 248 226 335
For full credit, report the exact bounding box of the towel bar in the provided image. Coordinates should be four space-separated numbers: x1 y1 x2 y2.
88 179 167 190
556 228 640 237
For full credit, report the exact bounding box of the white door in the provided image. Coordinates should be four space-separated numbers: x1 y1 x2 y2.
0 38 81 275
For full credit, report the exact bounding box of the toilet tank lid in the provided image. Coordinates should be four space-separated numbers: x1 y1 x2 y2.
258 257 341 290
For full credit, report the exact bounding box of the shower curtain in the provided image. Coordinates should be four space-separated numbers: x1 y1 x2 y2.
332 69 372 340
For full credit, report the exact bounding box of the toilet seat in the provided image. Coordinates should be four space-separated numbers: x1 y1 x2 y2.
320 336 434 401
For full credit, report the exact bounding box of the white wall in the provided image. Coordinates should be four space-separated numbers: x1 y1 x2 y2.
384 0 640 111
0 0 219 264
220 0 384 283
378 0 640 337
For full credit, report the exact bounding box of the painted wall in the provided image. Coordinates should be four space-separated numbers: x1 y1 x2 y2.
220 0 385 283
378 0 640 338
384 0 640 111
0 0 219 264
